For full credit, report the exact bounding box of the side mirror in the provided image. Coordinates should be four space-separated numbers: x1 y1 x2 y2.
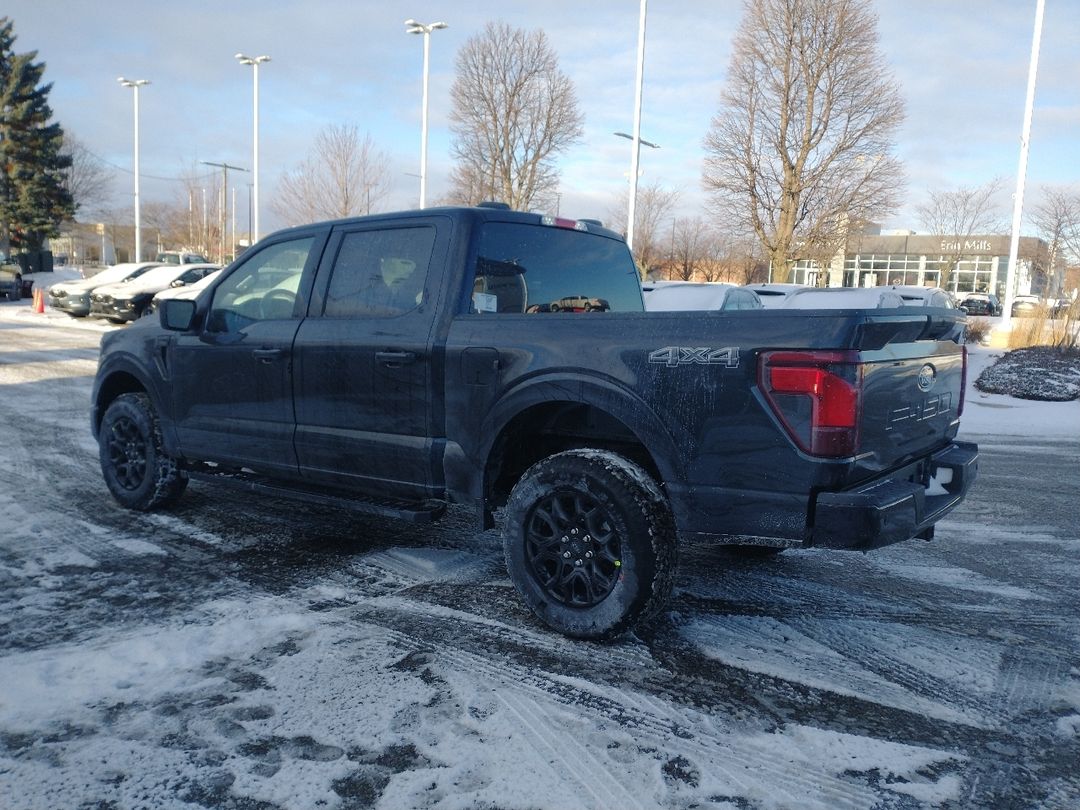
160 299 197 331
170 279 186 288
959 306 969 314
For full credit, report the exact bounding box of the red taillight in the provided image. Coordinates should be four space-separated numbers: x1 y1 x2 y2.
958 345 968 417
759 350 863 457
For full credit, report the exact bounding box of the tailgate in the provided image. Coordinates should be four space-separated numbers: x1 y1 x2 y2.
856 314 966 470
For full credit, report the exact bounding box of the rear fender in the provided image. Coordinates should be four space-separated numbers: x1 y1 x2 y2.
475 372 686 515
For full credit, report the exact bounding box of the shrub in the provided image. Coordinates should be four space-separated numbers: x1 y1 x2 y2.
1007 299 1080 351
963 318 991 345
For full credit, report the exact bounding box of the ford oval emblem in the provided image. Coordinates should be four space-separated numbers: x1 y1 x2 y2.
917 364 936 392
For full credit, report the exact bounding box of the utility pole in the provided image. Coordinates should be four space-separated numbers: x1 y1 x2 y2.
201 161 248 263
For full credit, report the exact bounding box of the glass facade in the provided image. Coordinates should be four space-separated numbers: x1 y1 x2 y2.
835 237 1048 298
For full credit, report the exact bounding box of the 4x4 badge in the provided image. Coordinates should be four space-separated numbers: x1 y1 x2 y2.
648 346 740 368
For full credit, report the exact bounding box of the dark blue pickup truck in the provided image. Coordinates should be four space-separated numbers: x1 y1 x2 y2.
91 205 978 639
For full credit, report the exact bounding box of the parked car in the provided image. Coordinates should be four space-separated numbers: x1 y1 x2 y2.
47 262 163 317
549 295 610 312
1051 297 1077 318
888 285 959 308
0 255 22 301
958 293 1001 316
1010 294 1043 317
90 263 219 323
741 282 811 308
644 282 762 312
156 250 211 265
145 269 223 315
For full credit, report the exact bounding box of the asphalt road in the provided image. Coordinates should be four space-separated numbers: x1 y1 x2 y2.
0 304 1078 809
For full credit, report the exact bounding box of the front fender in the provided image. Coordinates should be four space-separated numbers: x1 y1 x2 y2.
91 351 173 448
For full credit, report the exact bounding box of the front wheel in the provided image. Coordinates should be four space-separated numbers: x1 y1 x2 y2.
99 392 188 510
8 277 22 301
503 449 677 640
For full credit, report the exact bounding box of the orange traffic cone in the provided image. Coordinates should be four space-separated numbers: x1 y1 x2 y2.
33 288 45 314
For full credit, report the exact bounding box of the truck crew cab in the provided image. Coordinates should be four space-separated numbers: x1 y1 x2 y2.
92 205 977 639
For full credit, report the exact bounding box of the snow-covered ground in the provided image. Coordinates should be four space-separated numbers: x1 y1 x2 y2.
0 301 1078 809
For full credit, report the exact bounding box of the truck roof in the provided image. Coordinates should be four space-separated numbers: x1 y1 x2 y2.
261 204 625 243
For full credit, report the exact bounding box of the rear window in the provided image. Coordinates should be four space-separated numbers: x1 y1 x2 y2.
470 223 643 314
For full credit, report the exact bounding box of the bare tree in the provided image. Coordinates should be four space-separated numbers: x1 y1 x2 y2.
1029 186 1080 292
703 0 905 282
60 133 112 218
916 178 1003 290
272 124 390 227
670 217 710 281
448 21 584 211
609 181 679 278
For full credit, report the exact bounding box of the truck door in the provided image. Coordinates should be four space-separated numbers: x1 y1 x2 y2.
169 234 322 474
292 220 448 499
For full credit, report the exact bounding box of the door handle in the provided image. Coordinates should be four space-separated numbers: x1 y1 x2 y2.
375 350 418 367
253 348 285 362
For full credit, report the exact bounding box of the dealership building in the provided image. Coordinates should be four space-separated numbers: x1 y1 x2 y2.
788 230 1056 298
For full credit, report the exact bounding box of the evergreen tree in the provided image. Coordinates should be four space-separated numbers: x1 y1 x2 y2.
0 16 74 254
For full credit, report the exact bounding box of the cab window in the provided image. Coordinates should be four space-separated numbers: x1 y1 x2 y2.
323 227 436 318
470 223 643 314
207 237 314 332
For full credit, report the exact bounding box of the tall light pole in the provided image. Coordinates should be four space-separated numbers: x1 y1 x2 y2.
235 53 270 242
614 130 659 250
405 19 447 209
118 77 150 262
625 0 649 251
1002 0 1045 327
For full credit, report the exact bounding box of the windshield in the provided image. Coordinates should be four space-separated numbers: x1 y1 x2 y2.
88 263 154 285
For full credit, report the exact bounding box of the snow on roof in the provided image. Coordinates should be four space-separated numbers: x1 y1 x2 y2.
644 282 738 311
781 287 907 309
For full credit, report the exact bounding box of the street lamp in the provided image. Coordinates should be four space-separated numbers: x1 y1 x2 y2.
623 0 649 251
614 131 659 150
117 77 150 262
405 18 447 209
235 53 270 242
613 130 659 250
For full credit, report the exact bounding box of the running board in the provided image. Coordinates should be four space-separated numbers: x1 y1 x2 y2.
186 468 446 524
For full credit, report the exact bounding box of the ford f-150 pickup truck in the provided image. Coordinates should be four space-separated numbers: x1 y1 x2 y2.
91 205 978 639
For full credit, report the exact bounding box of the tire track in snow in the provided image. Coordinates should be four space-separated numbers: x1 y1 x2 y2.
380 625 905 810
497 689 648 810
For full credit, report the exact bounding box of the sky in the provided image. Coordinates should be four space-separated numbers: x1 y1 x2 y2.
5 0 1080 238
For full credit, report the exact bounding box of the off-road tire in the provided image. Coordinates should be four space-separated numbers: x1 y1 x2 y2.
99 392 188 510
503 449 677 640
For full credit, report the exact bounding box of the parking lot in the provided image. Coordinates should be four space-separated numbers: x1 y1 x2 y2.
1 301 1078 809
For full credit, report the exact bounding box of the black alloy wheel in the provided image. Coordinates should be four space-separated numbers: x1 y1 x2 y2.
98 393 188 510
106 414 149 491
503 449 677 640
525 489 622 608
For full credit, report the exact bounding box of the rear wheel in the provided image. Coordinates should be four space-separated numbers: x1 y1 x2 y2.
503 449 677 640
8 277 21 301
99 393 187 510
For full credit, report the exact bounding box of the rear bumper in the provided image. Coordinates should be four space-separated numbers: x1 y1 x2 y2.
811 441 978 550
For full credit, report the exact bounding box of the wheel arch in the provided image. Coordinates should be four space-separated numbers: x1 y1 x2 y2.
479 375 685 515
91 360 158 438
